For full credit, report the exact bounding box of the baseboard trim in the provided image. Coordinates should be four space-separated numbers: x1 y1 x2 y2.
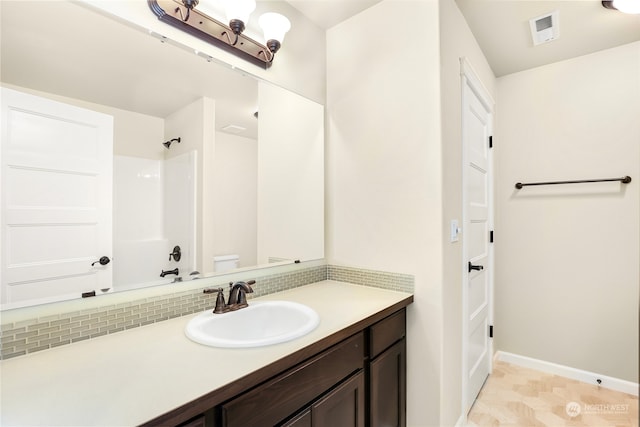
454 413 466 427
494 351 639 397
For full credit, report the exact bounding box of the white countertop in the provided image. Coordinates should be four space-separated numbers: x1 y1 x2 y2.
0 281 412 426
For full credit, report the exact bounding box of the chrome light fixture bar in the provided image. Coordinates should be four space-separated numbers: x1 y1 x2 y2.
148 0 290 69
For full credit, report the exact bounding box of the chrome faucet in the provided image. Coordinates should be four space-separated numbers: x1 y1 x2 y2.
203 280 256 314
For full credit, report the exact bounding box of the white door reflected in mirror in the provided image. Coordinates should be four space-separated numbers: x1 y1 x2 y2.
0 88 113 307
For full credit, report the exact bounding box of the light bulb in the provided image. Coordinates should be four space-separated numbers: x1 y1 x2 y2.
259 12 291 45
613 0 640 13
223 0 256 24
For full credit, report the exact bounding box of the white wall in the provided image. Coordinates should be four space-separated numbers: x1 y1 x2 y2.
439 0 496 424
327 1 442 425
212 132 258 269
494 42 640 382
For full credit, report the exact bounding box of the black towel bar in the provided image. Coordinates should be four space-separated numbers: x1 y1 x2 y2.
515 176 631 189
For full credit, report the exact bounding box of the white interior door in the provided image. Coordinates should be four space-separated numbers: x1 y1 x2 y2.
1 87 113 306
461 60 494 413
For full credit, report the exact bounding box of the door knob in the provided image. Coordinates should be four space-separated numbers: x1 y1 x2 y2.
468 262 484 273
91 256 111 266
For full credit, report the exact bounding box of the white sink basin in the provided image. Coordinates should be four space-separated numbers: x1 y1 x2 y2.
185 300 320 348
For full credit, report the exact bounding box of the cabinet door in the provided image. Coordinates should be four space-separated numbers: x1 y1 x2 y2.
370 339 406 427
312 372 365 427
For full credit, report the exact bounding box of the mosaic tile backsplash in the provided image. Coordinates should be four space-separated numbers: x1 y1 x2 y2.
0 264 413 360
328 265 414 293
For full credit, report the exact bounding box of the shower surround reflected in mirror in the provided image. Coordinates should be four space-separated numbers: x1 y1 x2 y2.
0 1 324 309
113 151 196 292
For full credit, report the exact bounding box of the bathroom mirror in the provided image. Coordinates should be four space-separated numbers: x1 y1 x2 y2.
0 1 324 309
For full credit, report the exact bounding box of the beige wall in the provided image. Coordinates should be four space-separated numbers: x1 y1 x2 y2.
494 42 640 382
111 112 164 160
211 132 258 269
439 0 496 424
327 1 443 425
257 82 324 264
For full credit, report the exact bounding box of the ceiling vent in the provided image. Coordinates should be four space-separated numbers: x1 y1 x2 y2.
529 11 559 46
221 124 246 134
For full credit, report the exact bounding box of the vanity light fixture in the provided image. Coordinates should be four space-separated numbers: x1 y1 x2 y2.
148 0 291 68
602 0 640 14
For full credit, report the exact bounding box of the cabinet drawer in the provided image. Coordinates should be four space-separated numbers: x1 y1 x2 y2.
221 332 365 427
369 309 406 359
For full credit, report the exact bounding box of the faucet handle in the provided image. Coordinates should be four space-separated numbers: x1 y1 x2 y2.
204 288 229 314
213 288 230 314
168 245 181 262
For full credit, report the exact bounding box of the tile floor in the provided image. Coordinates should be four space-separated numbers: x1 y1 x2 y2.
467 361 638 427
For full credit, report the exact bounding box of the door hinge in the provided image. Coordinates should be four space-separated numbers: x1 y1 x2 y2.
489 136 493 148
489 325 493 338
490 230 494 243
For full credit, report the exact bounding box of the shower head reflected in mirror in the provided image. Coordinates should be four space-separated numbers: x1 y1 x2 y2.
163 137 181 149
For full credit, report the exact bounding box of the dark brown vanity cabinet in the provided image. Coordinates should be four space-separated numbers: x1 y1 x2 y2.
155 305 410 427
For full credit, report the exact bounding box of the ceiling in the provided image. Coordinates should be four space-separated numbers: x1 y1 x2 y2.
455 0 640 77
286 0 640 77
285 0 383 29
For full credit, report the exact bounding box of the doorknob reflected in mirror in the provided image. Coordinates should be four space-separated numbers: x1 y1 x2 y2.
91 256 111 266
468 262 484 273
